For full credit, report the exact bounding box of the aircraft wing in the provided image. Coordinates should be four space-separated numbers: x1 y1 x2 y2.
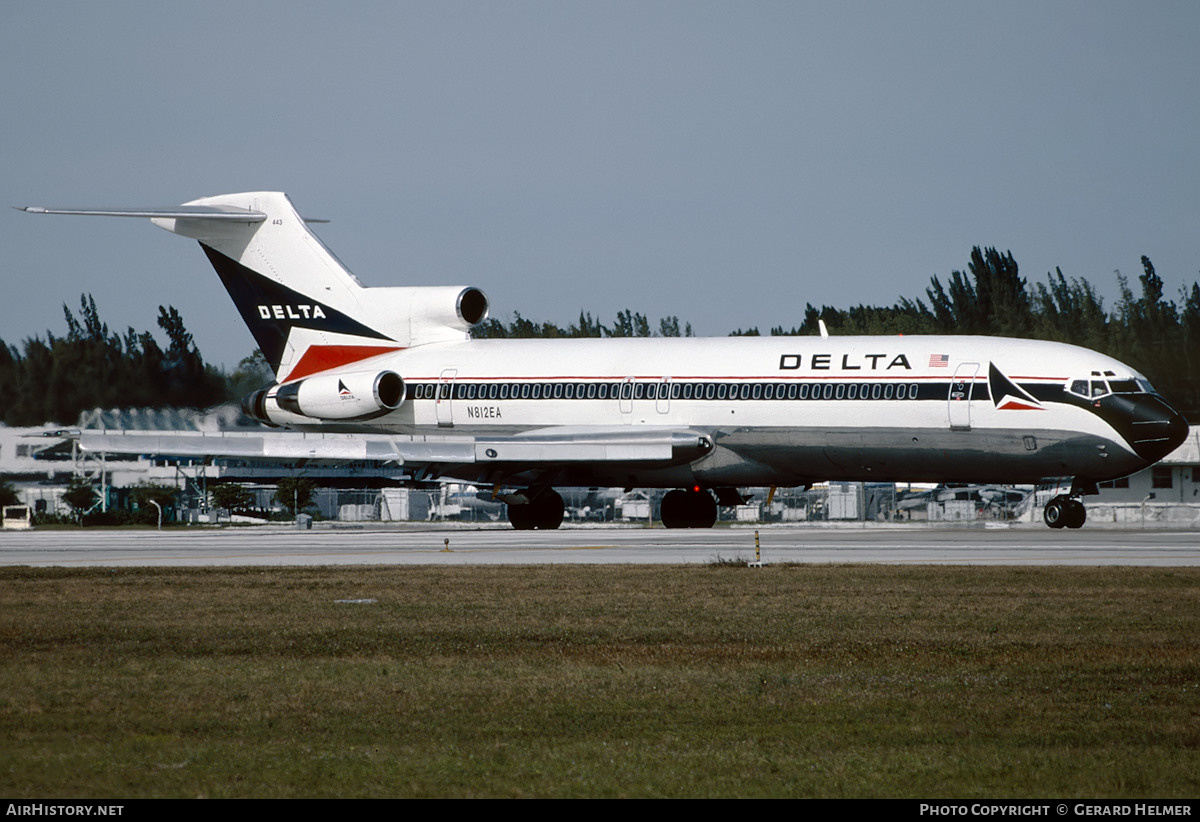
69 427 711 468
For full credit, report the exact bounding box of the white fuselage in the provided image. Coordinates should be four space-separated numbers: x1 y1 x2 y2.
260 334 1171 489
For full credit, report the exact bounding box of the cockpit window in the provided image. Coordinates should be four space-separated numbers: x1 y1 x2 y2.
1068 375 1153 399
1070 379 1112 398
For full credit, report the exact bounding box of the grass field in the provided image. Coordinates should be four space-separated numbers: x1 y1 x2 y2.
1 564 1198 798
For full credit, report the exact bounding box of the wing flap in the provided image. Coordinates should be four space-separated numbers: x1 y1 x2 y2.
475 427 710 464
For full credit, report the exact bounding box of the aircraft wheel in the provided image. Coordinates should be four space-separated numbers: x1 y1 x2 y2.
532 489 564 530
1064 499 1087 529
1043 496 1069 529
661 489 717 528
508 489 564 530
507 501 536 530
661 489 689 528
689 489 717 528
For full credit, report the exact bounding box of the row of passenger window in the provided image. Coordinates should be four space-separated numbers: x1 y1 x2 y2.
409 381 930 402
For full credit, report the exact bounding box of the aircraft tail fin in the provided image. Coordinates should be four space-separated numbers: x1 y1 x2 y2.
20 192 489 382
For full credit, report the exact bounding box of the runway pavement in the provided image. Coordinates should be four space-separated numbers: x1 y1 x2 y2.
1 523 1198 567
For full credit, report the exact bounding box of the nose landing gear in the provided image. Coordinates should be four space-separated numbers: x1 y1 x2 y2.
1043 495 1086 529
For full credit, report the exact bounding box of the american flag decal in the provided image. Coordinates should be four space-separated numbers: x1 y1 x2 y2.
929 354 949 368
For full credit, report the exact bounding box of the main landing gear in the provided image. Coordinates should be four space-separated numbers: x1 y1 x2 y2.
507 488 564 530
1043 495 1086 529
660 488 718 529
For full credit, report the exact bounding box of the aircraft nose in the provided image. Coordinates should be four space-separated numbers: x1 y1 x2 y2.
1124 395 1190 463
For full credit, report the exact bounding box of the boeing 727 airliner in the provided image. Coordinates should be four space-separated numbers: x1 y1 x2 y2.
21 192 1189 529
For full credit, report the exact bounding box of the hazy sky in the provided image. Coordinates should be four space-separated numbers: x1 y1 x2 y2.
4 1 1199 370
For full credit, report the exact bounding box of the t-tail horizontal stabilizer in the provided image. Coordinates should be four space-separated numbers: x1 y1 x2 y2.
18 205 267 221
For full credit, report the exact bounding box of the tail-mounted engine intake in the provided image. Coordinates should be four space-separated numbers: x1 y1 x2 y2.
400 286 490 344
242 370 406 424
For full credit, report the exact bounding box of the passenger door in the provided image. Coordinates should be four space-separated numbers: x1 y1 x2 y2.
436 368 457 428
948 362 979 430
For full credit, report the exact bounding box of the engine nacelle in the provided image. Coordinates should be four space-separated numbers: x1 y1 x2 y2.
243 370 406 424
356 285 490 346
404 286 490 344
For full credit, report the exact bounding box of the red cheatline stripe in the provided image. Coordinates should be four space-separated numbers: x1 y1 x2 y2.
283 345 404 382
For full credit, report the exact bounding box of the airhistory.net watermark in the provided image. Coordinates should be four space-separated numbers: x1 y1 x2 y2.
6 806 123 817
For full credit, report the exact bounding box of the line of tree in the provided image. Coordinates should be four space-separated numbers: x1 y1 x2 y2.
472 309 693 339
0 295 227 426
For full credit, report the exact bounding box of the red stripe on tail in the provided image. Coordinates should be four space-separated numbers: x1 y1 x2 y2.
283 345 404 382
